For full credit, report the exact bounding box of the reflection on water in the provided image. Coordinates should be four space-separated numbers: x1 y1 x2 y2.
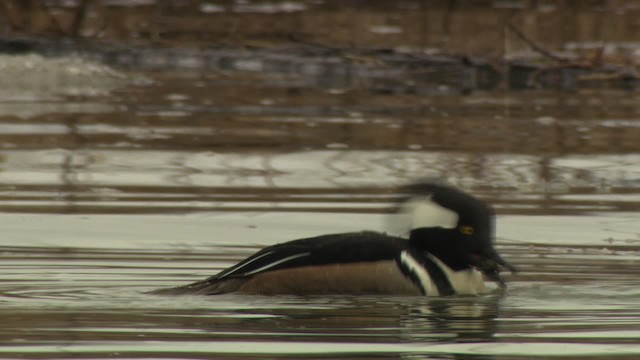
0 56 638 215
0 51 639 358
0 149 639 215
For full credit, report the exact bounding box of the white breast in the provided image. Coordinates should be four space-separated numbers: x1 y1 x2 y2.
427 254 486 295
400 250 486 296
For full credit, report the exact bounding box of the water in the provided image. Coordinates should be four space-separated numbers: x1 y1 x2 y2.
0 50 639 359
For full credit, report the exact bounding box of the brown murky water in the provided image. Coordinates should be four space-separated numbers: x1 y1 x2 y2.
0 47 639 359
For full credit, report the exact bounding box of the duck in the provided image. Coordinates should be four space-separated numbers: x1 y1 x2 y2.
152 182 516 296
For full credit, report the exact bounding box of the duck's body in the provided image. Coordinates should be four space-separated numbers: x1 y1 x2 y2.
153 182 515 297
154 231 485 296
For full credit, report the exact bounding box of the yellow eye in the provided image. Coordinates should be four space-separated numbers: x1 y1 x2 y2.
460 226 474 235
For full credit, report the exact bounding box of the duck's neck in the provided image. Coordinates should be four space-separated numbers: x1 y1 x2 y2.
409 227 472 272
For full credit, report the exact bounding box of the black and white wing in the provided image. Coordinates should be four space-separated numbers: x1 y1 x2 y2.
210 231 404 280
150 231 406 295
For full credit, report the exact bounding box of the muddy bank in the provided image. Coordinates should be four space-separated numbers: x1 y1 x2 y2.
1 1 639 90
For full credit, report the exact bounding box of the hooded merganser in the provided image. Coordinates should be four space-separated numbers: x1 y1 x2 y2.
153 182 516 296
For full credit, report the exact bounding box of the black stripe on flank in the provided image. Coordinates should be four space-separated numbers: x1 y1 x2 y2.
396 256 426 295
397 250 455 296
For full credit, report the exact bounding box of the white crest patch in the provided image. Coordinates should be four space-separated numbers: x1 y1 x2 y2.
243 252 310 276
400 195 458 231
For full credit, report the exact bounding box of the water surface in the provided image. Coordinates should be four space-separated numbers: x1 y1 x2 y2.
0 50 638 359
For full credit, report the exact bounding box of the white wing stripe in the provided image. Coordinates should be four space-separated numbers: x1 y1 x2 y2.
217 250 276 278
244 252 311 276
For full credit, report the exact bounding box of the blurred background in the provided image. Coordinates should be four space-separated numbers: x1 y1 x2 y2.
0 1 640 359
0 0 638 215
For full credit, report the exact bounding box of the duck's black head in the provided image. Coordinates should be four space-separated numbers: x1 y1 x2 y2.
398 181 516 287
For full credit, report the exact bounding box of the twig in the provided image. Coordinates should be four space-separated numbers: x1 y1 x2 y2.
1 0 26 31
70 0 91 37
42 3 68 35
507 22 568 63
